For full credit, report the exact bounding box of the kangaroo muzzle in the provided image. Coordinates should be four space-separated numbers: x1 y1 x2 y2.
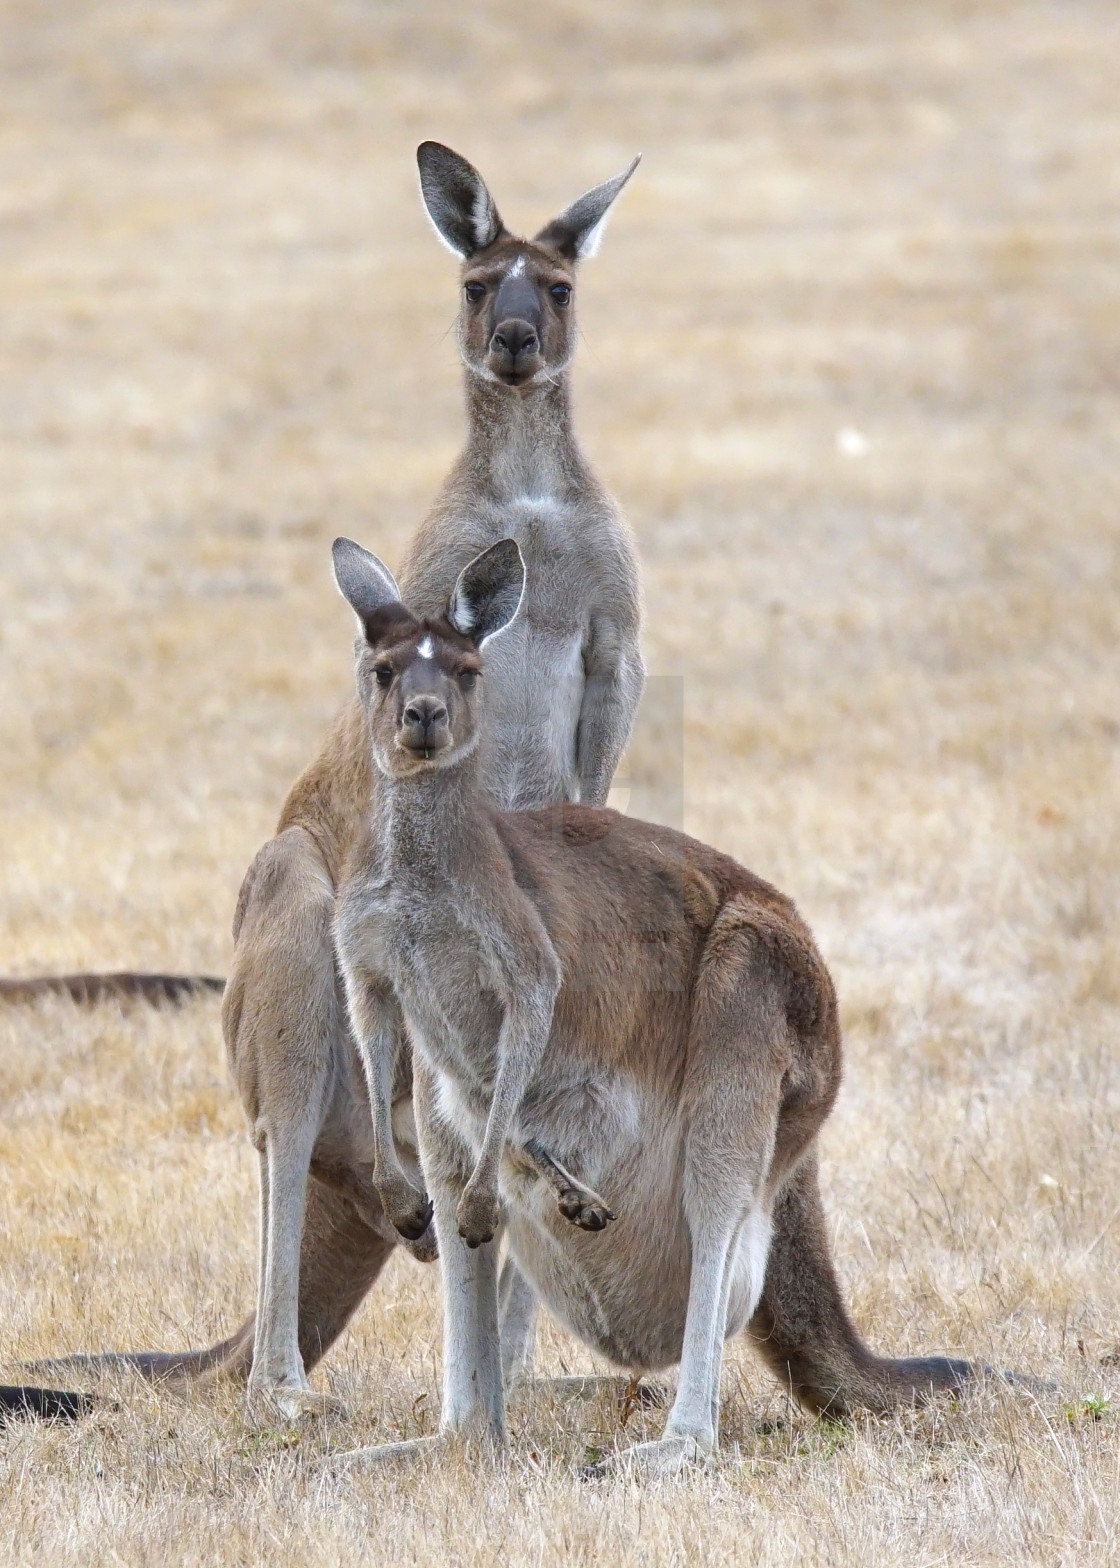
400 694 450 755
488 317 542 382
489 271 544 384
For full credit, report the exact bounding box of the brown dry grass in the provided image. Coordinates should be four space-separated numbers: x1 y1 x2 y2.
2 2 1119 1562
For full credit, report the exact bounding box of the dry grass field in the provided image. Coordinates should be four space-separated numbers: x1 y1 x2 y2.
2 1 1119 1561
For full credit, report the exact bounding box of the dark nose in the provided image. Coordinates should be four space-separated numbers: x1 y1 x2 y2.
490 319 539 361
403 696 448 734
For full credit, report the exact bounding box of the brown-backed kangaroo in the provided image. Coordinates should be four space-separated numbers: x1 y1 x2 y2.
34 146 976 1432
331 537 973 1475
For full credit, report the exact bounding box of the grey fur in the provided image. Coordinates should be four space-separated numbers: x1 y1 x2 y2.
33 145 983 1440
228 149 645 1418
332 538 402 631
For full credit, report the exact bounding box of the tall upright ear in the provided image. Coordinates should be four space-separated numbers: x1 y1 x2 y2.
534 154 641 262
447 539 525 646
417 142 506 258
332 537 402 638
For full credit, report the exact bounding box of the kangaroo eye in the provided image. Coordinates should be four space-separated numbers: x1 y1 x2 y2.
464 281 486 303
375 665 394 687
458 671 478 692
550 283 571 306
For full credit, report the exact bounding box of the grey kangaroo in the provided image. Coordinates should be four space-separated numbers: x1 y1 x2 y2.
36 144 977 1430
332 536 973 1475
226 145 646 1417
33 142 644 1418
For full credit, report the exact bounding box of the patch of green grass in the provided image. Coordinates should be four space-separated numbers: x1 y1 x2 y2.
1063 1394 1111 1422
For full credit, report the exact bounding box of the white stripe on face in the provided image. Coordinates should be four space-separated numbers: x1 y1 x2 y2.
417 635 435 659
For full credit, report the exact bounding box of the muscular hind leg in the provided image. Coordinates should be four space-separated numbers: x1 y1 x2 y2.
747 1153 972 1416
27 820 402 1401
290 1177 397 1375
242 1172 403 1404
202 1175 397 1396
589 921 791 1479
27 1174 396 1392
498 1254 538 1388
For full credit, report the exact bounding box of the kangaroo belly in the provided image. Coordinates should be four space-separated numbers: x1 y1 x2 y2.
504 1185 769 1372
503 1174 692 1371
484 1063 770 1371
492 1076 760 1373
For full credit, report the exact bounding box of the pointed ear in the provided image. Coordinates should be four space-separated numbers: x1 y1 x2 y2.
332 537 402 637
417 141 506 259
534 154 641 262
447 539 525 646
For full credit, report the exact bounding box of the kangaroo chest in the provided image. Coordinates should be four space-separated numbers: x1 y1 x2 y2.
369 877 505 1105
481 616 584 811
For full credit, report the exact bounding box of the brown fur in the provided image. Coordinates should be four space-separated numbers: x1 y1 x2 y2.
330 557 967 1470
0 973 224 1006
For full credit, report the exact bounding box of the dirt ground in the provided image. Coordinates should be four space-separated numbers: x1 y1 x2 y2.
2 2 1119 1563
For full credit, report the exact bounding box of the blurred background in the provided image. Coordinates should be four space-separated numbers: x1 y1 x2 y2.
1 4 1118 1559
2 2 1117 975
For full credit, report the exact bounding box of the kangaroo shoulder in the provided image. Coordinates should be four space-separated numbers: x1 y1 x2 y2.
276 700 371 875
705 884 836 1037
232 826 333 942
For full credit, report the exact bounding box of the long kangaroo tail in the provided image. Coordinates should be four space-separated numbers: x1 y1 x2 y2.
748 1153 973 1416
25 1325 253 1387
0 973 225 1006
27 1177 395 1391
4 972 224 1407
0 1385 94 1423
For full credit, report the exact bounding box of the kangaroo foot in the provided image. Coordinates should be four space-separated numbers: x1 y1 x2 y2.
556 1182 615 1232
401 1222 439 1264
328 1433 445 1469
379 1174 434 1244
582 1433 714 1480
246 1379 345 1426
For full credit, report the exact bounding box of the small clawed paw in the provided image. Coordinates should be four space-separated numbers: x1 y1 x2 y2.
456 1189 500 1248
558 1187 615 1232
381 1177 433 1243
394 1194 434 1243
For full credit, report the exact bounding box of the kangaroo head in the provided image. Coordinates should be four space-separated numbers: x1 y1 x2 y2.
333 536 525 776
417 141 640 391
